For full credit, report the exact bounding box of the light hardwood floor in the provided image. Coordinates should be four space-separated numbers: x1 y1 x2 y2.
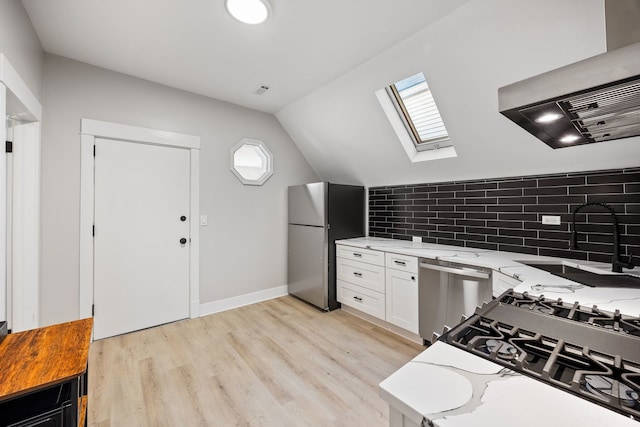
88 296 424 426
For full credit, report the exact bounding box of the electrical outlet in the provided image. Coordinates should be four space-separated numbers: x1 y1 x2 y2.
412 236 422 243
541 215 561 225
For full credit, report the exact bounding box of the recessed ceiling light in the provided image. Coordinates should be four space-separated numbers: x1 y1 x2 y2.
535 112 563 123
225 0 271 25
559 134 581 144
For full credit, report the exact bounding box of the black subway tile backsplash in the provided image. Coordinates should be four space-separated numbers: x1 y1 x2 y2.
499 228 538 238
587 172 640 184
498 179 538 189
538 176 585 187
569 184 624 195
524 187 568 196
465 182 497 190
369 167 640 262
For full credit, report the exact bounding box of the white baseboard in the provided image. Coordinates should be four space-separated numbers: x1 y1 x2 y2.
190 299 200 319
341 305 424 345
199 285 288 317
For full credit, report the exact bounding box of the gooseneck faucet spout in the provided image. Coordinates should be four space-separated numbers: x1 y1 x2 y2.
571 202 634 273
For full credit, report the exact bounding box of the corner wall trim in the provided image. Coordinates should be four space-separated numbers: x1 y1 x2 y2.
199 286 288 317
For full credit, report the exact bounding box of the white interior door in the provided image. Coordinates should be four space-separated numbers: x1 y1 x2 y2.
94 138 190 339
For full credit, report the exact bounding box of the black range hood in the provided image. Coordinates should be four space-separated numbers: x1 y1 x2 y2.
498 42 640 149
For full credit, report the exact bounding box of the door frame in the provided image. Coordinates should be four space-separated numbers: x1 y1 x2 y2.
79 119 200 320
9 122 41 331
1 53 43 331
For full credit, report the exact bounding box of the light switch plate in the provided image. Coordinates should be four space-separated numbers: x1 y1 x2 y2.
200 215 208 226
541 215 561 225
412 236 422 243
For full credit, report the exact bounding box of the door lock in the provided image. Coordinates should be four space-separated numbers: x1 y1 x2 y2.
179 238 187 244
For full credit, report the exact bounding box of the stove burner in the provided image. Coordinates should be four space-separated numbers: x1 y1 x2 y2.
499 292 640 337
483 339 519 360
443 290 640 420
584 375 640 408
589 310 640 336
504 294 557 315
523 303 555 315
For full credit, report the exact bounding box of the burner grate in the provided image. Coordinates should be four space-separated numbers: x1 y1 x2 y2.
442 290 640 420
499 292 640 337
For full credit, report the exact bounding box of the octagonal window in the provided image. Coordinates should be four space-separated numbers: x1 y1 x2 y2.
230 138 273 185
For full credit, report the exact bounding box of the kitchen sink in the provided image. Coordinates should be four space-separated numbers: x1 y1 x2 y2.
520 262 640 289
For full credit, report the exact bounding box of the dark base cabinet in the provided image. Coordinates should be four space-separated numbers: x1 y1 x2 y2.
0 383 74 427
0 319 92 427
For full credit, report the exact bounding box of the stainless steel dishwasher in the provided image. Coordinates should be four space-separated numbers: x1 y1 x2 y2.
418 258 492 343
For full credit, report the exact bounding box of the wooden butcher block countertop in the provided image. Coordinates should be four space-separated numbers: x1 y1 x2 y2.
0 318 93 401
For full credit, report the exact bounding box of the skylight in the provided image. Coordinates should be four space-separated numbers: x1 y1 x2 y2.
388 72 450 150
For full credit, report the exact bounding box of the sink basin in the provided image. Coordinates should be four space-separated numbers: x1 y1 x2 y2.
520 262 640 289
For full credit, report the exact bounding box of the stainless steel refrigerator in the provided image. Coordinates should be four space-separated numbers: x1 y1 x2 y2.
288 182 365 311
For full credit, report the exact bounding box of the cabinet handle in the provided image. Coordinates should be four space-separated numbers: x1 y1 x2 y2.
394 260 406 266
411 276 415 281
353 296 363 302
353 253 362 258
353 272 363 278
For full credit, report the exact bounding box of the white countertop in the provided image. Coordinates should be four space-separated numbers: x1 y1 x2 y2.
380 342 639 427
336 237 640 314
336 237 640 426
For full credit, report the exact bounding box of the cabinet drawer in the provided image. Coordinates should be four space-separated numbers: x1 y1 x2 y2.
385 253 418 273
337 258 385 293
337 280 385 320
336 245 384 266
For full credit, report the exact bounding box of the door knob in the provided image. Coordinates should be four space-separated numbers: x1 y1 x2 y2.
180 238 187 244
180 216 187 221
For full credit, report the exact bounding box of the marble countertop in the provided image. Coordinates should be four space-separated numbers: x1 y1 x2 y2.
336 237 640 314
380 341 639 427
341 237 640 426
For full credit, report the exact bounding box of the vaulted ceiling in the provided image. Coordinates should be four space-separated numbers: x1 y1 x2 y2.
22 0 469 113
21 0 640 189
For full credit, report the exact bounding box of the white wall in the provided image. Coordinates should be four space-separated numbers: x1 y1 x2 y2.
0 0 43 101
40 54 318 325
276 0 640 188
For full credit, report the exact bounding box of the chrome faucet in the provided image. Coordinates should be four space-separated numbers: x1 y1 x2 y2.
571 202 634 273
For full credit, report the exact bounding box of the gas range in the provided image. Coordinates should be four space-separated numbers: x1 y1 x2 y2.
439 290 640 421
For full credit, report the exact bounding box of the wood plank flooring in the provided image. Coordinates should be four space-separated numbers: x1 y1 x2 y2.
88 296 424 427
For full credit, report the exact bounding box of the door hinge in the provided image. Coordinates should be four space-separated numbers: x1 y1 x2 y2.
93 145 96 157
5 140 12 153
92 304 95 316
92 225 95 237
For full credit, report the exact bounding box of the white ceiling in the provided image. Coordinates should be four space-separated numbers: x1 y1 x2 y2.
22 0 468 113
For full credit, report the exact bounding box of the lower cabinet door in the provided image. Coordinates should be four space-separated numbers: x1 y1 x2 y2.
385 268 419 333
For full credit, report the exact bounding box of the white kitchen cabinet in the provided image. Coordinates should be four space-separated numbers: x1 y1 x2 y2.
385 253 419 334
336 245 385 266
385 268 419 333
492 270 521 296
336 244 386 320
337 257 385 293
337 280 386 320
385 252 419 273
336 245 420 334
389 406 421 427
